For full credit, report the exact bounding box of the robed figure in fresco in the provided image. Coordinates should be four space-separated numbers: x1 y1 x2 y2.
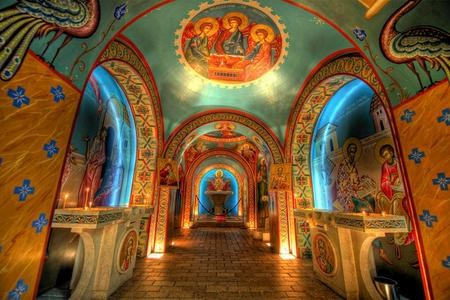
207 169 231 191
184 17 219 77
181 8 283 83
375 143 414 246
215 13 247 56
78 127 107 206
335 139 362 212
159 162 178 186
232 25 274 81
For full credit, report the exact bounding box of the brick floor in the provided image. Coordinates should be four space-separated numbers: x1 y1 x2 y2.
110 228 343 299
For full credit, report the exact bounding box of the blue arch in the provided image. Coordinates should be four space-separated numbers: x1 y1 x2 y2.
198 169 239 216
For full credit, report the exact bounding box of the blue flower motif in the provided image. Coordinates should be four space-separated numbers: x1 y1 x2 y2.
352 28 367 41
114 3 127 20
437 108 450 126
8 279 28 300
7 86 30 108
418 210 438 227
50 85 65 103
13 179 35 201
32 213 48 234
432 172 450 191
43 140 59 158
400 109 416 123
408 148 425 164
443 256 450 269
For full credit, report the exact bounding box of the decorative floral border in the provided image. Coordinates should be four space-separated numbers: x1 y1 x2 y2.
174 0 289 88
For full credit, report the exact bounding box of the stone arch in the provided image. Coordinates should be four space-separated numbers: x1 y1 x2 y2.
94 37 163 256
193 163 245 223
183 149 256 229
164 109 284 163
286 52 391 209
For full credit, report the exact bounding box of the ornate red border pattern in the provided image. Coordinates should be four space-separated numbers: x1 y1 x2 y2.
164 109 284 164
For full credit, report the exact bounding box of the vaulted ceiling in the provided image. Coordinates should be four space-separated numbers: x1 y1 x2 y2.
3 0 448 144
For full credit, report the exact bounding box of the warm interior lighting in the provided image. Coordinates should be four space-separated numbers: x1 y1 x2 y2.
171 241 175 246
279 254 296 260
147 253 164 259
265 242 271 247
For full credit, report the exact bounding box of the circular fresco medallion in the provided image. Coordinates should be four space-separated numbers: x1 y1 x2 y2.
312 233 337 276
117 230 138 273
176 0 288 87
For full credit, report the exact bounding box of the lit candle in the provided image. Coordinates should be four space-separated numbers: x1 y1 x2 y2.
63 193 68 209
85 187 90 208
361 209 368 216
381 211 386 216
89 201 93 209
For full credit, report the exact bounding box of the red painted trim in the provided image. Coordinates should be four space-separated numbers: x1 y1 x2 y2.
164 108 284 162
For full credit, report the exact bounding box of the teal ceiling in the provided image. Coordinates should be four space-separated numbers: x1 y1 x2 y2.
122 0 351 142
2 0 448 143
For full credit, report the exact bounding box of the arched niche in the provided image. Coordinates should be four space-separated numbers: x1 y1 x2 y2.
60 65 137 208
184 150 254 229
196 165 241 217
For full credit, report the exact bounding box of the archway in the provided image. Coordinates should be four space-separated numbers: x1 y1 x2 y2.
151 110 297 254
184 149 256 229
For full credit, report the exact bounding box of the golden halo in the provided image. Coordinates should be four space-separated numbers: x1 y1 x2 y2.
374 137 395 164
342 137 362 162
194 17 219 37
215 169 224 178
222 12 249 30
250 24 275 43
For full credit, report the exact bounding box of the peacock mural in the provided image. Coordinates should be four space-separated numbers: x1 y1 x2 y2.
0 0 100 81
380 0 450 91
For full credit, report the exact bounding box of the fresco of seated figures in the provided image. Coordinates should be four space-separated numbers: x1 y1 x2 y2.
177 1 288 85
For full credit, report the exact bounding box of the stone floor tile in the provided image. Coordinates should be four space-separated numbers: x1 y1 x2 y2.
110 228 342 299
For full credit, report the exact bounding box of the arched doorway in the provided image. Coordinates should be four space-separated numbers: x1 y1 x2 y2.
286 51 428 298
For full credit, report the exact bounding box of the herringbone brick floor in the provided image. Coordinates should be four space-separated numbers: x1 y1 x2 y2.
110 228 342 299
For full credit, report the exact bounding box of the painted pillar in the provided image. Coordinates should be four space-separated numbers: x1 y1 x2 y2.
151 187 170 253
0 54 80 299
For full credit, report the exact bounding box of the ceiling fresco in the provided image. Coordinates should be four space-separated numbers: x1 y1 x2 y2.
1 0 448 142
177 120 271 162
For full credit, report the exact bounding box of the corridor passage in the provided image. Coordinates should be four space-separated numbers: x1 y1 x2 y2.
111 228 342 299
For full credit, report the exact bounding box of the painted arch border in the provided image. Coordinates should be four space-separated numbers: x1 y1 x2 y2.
285 51 391 209
97 36 164 206
164 109 285 164
183 149 257 229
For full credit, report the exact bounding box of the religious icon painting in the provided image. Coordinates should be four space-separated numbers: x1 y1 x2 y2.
176 0 289 87
158 158 179 187
117 230 138 273
269 163 292 191
312 233 337 276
